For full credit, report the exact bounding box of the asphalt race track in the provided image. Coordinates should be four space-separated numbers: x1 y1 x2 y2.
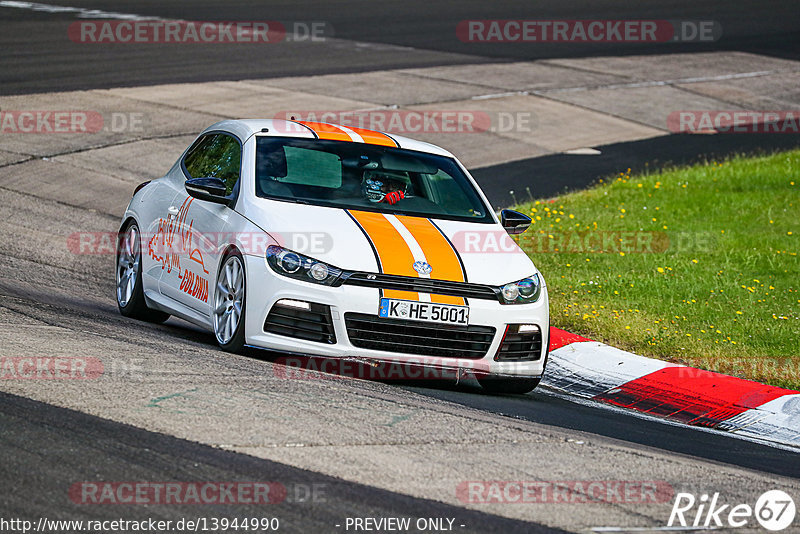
1 1 800 532
0 392 560 533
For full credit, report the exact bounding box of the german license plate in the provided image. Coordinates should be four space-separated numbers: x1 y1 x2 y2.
379 298 469 326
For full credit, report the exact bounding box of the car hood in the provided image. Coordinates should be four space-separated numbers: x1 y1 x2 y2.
243 199 537 286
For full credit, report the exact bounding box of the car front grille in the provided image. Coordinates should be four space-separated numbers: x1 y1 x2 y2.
341 272 500 301
494 325 543 362
264 301 336 344
344 313 495 359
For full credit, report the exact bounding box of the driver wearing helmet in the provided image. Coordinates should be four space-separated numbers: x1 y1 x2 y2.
361 170 410 205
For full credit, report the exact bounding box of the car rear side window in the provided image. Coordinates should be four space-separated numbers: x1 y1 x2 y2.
183 133 242 195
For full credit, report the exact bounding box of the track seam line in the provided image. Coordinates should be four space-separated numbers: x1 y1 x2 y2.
88 88 232 119
667 82 788 109
0 131 199 170
0 184 120 219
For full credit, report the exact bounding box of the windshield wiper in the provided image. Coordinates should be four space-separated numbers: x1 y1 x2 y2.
263 196 310 205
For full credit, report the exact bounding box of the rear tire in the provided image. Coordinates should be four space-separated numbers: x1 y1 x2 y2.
478 376 541 395
116 221 170 323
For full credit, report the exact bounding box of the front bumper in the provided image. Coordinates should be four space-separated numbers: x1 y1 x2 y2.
242 254 549 378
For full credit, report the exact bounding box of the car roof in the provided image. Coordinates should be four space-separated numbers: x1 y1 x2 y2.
201 119 456 158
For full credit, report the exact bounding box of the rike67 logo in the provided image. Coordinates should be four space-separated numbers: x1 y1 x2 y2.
669 490 796 531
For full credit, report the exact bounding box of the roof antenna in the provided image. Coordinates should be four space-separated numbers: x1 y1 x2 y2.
290 115 296 120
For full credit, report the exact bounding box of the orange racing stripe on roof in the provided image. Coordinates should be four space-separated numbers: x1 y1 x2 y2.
296 121 351 142
346 126 399 147
296 121 399 147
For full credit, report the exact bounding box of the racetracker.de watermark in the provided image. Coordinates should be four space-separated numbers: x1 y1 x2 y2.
68 20 332 43
68 482 314 505
455 230 716 254
273 356 497 381
70 230 333 256
668 111 800 134
457 480 674 504
273 110 534 134
0 111 145 134
526 231 672 254
0 357 103 379
676 358 800 383
457 20 720 43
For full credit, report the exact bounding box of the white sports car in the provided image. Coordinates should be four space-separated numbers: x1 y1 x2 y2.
116 119 549 393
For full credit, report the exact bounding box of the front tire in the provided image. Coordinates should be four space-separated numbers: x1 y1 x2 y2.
478 376 541 395
213 250 246 353
116 221 170 323
479 323 550 395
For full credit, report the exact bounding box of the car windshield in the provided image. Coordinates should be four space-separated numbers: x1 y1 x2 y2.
255 137 493 223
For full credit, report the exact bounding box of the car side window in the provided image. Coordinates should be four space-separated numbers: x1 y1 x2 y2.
183 133 242 195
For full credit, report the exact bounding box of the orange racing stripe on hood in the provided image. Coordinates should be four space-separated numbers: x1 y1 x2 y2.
395 216 466 305
349 210 419 301
348 210 466 305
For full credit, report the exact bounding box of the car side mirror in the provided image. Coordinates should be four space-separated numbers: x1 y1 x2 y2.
185 177 230 204
500 209 532 235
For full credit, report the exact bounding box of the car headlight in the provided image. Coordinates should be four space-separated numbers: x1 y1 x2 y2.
266 245 342 286
499 274 542 304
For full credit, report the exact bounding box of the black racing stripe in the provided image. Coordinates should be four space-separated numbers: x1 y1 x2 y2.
288 120 319 139
428 218 468 283
380 131 400 148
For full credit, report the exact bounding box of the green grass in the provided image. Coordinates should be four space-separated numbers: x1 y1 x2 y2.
513 149 800 389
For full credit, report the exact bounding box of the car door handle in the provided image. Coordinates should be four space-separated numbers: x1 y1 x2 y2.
167 206 180 216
